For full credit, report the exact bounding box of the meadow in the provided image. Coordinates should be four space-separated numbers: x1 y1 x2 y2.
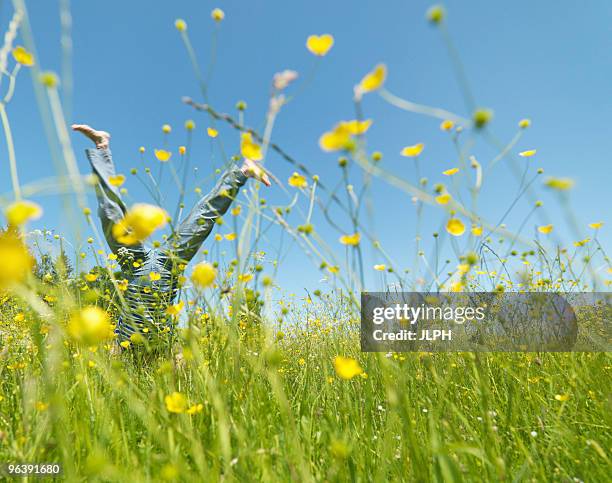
0 2 611 482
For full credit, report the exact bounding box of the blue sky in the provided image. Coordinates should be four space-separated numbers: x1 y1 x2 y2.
1 0 610 294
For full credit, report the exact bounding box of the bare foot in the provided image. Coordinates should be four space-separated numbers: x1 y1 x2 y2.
241 158 271 187
72 124 111 149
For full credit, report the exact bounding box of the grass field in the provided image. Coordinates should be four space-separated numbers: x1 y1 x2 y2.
1 294 610 481
1 2 611 481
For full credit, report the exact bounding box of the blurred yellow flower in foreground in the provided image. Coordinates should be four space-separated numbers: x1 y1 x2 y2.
373 264 386 271
165 392 188 413
538 224 553 234
554 394 570 402
191 262 217 288
442 168 459 176
519 150 537 158
12 46 34 66
401 143 424 157
339 233 360 246
108 174 126 187
211 8 225 22
149 272 161 282
446 218 466 237
175 19 187 32
238 273 253 283
154 149 172 162
356 64 386 96
288 172 308 188
574 238 590 247
224 233 237 241
0 232 34 288
207 127 218 138
319 128 351 152
187 403 204 414
240 132 263 161
545 177 574 191
166 301 185 316
471 225 483 236
435 193 452 205
340 119 372 135
440 119 454 131
333 356 363 380
5 200 42 226
588 222 603 230
306 34 334 56
68 306 113 345
319 120 370 152
112 203 168 245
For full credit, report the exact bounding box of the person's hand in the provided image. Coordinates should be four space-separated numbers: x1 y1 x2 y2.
241 158 271 187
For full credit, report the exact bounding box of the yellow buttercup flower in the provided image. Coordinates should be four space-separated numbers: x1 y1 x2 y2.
518 118 531 129
471 225 483 236
162 124 172 134
519 149 537 158
187 403 204 415
588 222 603 230
191 262 216 288
85 273 97 282
120 340 131 348
0 232 34 288
112 203 168 245
319 126 353 152
339 119 372 135
12 46 34 66
211 8 225 22
207 127 218 138
149 272 161 282
185 119 196 131
166 301 185 315
179 146 186 156
165 392 188 413
554 394 570 402
306 34 334 56
108 174 126 187
68 306 113 345
401 143 424 157
175 19 187 32
240 132 263 161
545 177 574 191
440 119 454 131
446 218 466 237
373 264 386 271
356 64 386 95
538 224 553 234
339 233 360 246
238 273 253 283
288 172 308 188
155 149 172 162
333 356 363 380
5 200 42 226
574 238 590 247
435 193 452 205
224 233 237 241
231 205 242 216
442 168 459 176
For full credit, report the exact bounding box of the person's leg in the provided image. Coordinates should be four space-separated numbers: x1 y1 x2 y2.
169 165 248 263
73 124 144 256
